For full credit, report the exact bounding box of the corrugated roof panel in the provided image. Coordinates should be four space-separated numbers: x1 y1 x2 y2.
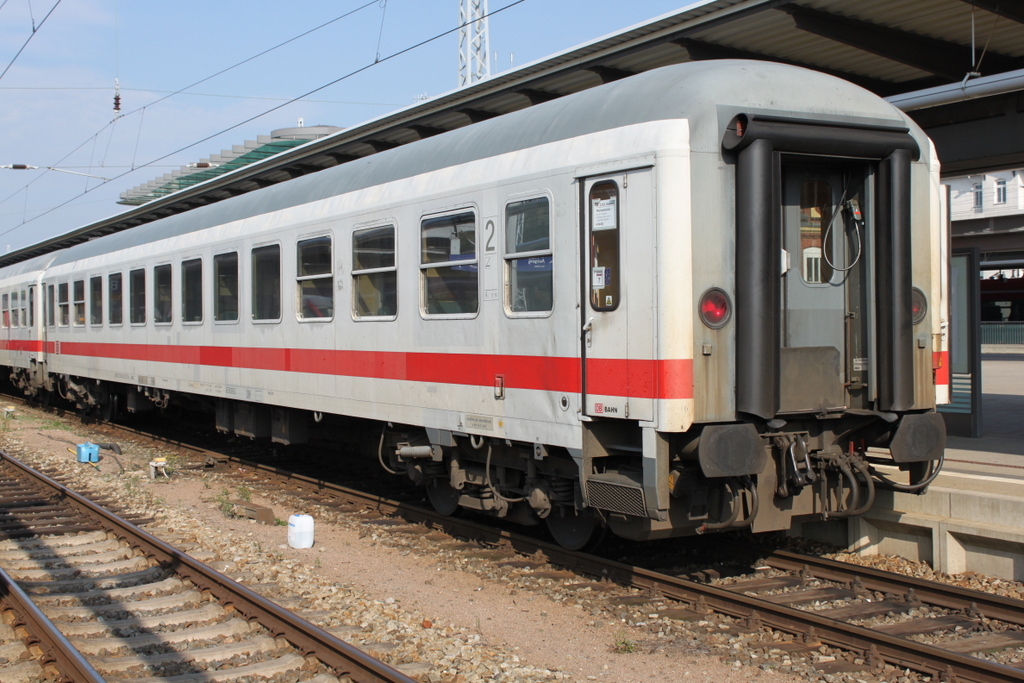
690 9 942 82
804 0 1024 58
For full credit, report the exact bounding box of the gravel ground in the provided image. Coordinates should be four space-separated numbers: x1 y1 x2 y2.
3 402 1023 683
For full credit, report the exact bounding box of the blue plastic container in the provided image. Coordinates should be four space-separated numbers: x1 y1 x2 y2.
76 443 99 463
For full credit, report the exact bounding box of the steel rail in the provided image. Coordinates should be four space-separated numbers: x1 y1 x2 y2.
218 454 1024 683
0 563 105 683
0 451 417 683
763 548 1024 627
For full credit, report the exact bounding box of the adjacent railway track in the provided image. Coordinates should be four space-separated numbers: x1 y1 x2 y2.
0 451 416 683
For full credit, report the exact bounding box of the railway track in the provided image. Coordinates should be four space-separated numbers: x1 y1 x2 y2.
8 397 1024 683
0 451 416 683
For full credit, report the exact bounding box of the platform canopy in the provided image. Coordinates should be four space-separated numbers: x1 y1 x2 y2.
4 0 1022 269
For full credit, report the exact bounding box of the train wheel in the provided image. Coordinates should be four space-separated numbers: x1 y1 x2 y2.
426 479 461 516
100 394 119 422
546 507 599 550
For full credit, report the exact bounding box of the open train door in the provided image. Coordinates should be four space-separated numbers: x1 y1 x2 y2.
780 161 871 413
579 167 655 422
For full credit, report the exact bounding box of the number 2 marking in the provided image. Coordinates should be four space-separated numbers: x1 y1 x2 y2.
485 219 496 252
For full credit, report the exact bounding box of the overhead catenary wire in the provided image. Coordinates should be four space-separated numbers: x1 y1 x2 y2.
130 107 147 170
0 86 406 107
0 0 62 83
0 0 529 241
375 0 388 63
0 0 384 210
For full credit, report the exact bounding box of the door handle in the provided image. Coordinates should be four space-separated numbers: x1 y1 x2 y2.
583 317 593 348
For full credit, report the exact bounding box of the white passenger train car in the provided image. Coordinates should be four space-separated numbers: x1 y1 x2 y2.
0 61 948 548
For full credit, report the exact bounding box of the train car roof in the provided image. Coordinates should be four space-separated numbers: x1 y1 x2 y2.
39 60 922 268
0 252 57 280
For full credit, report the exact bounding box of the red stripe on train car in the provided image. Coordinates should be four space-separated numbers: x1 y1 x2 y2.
0 339 43 352
46 341 694 399
586 358 693 399
933 350 949 386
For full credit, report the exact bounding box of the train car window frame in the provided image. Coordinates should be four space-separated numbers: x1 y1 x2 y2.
213 251 239 324
352 224 397 320
2 293 8 328
251 243 281 323
20 289 27 328
181 258 203 325
89 276 103 326
72 282 85 327
70 281 84 326
153 264 172 325
58 283 69 327
129 269 146 325
420 209 479 318
108 273 123 326
503 195 553 317
296 235 333 321
28 286 34 328
589 181 621 312
72 280 85 326
46 284 54 327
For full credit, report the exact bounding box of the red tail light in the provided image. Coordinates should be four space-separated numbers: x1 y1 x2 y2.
911 287 927 324
699 288 731 329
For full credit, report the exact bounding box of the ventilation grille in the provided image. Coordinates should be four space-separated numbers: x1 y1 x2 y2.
586 479 646 517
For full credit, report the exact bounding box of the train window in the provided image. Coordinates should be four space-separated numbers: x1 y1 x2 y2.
589 181 620 311
9 291 17 327
129 269 145 324
72 281 85 326
58 284 69 326
154 265 172 324
182 258 203 323
2 293 8 328
799 180 834 285
420 211 477 316
505 197 552 314
251 245 281 321
352 226 396 318
28 286 34 328
214 252 238 322
46 285 54 327
297 236 333 320
90 277 102 326
109 273 122 325
20 289 27 327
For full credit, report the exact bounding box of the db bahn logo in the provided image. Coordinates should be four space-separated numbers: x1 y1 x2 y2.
594 403 604 414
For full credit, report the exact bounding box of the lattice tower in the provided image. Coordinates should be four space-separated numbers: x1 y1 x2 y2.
459 0 489 86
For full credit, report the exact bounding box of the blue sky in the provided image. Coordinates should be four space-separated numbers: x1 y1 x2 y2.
0 0 697 253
